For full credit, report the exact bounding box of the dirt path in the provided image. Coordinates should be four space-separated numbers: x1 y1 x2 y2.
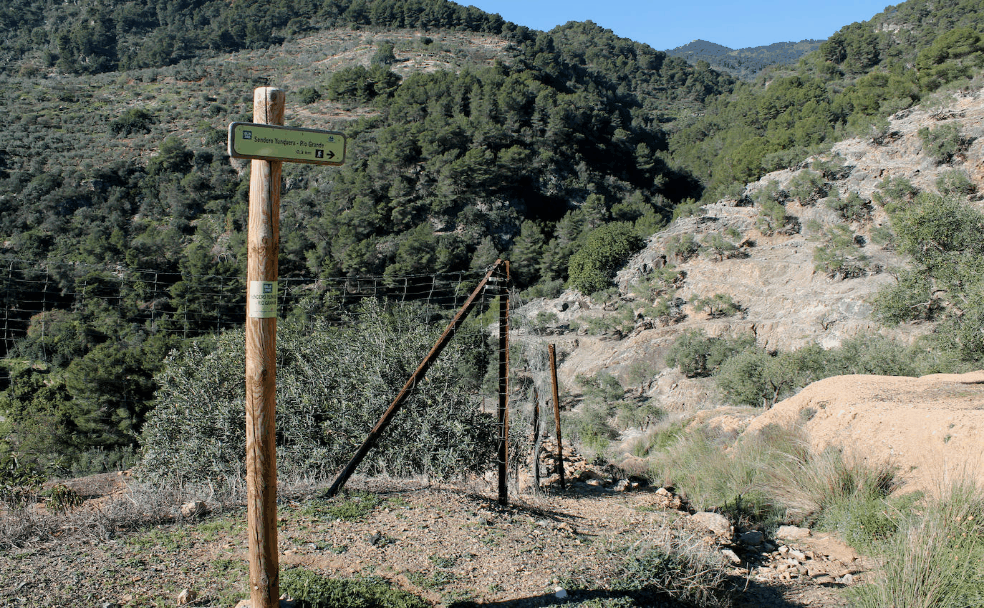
1 477 865 607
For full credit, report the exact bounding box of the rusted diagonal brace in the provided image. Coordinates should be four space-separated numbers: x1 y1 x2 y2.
324 259 506 497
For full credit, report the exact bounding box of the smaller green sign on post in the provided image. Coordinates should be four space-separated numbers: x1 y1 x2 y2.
228 122 346 166
247 280 278 319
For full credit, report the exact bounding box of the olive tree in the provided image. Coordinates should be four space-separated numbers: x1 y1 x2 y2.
139 300 496 483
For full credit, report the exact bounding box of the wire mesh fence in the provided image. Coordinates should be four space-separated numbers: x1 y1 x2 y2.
0 256 489 361
0 255 567 493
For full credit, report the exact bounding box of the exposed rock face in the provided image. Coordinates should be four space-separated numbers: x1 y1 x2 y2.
622 210 904 353
523 89 984 407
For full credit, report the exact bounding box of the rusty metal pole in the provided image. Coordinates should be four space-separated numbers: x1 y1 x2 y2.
532 387 541 491
244 86 283 608
497 262 510 505
548 344 566 490
325 260 504 497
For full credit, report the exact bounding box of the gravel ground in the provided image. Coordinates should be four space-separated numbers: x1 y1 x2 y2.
0 473 866 608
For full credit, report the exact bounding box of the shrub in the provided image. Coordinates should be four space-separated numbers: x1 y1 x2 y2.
918 123 969 164
812 156 851 180
936 169 976 196
671 200 704 220
753 180 786 207
563 371 628 453
754 182 792 234
562 402 619 454
825 191 871 223
577 371 625 403
788 170 829 204
699 232 738 261
567 223 644 294
880 192 984 361
522 278 564 299
889 192 984 269
761 147 808 173
296 87 322 104
831 334 964 378
873 269 938 324
42 484 84 513
692 293 740 318
707 339 933 409
325 65 401 103
139 300 496 483
715 348 800 408
874 176 919 209
632 266 684 299
615 400 665 431
372 40 397 66
648 295 685 326
610 537 732 607
870 225 895 248
203 127 226 146
665 329 754 378
0 454 45 511
813 224 869 278
110 108 155 136
664 233 699 261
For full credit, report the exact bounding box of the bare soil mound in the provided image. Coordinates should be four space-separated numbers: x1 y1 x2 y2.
744 371 984 494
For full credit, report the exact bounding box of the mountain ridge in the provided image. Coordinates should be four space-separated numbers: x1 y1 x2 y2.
664 38 826 79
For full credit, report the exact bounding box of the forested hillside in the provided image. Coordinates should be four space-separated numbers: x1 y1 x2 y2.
0 0 732 476
3 0 984 479
0 0 509 75
671 0 984 200
666 38 824 79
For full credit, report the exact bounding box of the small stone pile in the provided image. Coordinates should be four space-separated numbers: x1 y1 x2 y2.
653 488 864 590
738 525 862 586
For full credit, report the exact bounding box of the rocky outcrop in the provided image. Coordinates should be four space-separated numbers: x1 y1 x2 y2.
520 88 984 408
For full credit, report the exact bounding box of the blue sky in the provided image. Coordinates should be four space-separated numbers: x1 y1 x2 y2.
464 1 892 50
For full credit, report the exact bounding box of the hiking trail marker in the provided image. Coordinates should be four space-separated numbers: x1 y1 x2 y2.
229 122 346 166
235 87 345 608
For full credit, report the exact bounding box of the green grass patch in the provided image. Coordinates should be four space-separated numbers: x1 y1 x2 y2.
649 422 906 532
208 557 249 605
127 528 185 552
303 491 383 521
611 543 731 608
428 553 460 569
558 538 732 608
195 517 242 541
280 568 427 608
630 419 688 457
406 570 459 591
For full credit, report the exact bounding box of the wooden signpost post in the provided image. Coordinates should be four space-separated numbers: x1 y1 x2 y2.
230 87 345 608
548 344 566 490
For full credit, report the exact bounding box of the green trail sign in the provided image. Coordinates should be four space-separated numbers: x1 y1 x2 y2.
228 122 346 166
